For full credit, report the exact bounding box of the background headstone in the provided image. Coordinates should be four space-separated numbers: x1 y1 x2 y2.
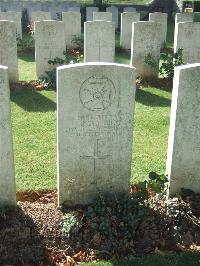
93 12 112 22
0 11 22 39
0 20 18 82
131 21 162 78
174 22 200 64
106 6 118 29
86 6 99 21
149 12 168 46
124 7 136 12
120 12 140 50
0 66 16 207
57 62 136 206
31 11 51 30
35 20 66 78
166 63 200 196
84 21 115 62
62 11 81 48
50 4 61 20
31 11 51 23
175 12 194 34
68 6 80 12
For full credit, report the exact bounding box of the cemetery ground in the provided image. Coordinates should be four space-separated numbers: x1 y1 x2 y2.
1 22 200 265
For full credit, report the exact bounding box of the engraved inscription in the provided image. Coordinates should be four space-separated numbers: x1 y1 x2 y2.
79 76 116 111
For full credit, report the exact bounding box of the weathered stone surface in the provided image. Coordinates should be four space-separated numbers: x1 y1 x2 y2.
130 21 162 78
93 11 112 22
149 12 168 46
166 63 200 196
120 12 140 50
50 5 61 20
57 62 136 206
175 12 194 34
86 6 99 21
35 20 66 78
123 7 136 12
62 11 81 48
106 6 118 29
0 11 22 38
0 66 16 207
174 22 200 64
68 6 80 12
0 21 18 82
31 11 51 23
84 21 115 62
31 11 51 31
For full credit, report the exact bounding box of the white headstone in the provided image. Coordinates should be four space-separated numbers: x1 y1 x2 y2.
35 20 66 78
175 12 194 35
0 11 22 39
120 12 140 50
50 5 61 20
130 21 162 78
174 22 200 64
31 11 51 31
31 11 51 23
0 65 16 206
124 7 136 12
84 21 115 62
166 63 200 196
68 6 80 12
93 11 112 22
0 21 18 82
86 6 99 21
57 62 136 206
106 6 118 29
149 12 168 46
62 12 81 48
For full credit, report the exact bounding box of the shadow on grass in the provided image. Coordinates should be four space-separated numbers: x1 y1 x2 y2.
135 89 171 107
18 52 35 62
11 90 56 112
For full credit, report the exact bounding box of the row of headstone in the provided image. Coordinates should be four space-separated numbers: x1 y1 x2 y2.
30 6 136 28
35 18 115 78
1 61 200 207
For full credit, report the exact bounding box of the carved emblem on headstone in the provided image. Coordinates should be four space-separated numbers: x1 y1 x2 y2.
79 76 116 111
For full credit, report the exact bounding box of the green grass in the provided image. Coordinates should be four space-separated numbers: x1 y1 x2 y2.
18 53 37 81
11 89 56 191
83 253 200 266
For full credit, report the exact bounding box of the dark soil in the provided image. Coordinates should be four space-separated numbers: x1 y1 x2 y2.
0 190 199 266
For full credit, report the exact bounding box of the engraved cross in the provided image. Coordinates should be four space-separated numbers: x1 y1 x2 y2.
80 139 111 183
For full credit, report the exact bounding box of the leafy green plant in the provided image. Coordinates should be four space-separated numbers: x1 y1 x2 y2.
17 33 34 53
71 34 84 51
85 192 148 239
148 171 169 194
160 48 184 79
63 211 82 238
144 53 158 68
